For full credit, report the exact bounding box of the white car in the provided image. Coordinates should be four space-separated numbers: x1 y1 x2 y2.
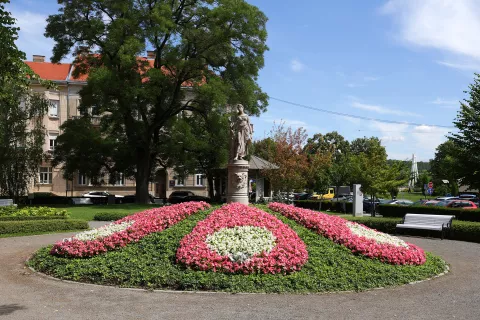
82 191 124 198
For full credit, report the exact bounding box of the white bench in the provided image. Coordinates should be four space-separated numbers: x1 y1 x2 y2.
396 213 454 239
0 199 15 207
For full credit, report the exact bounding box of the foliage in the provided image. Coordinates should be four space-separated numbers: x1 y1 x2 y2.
65 204 162 221
0 205 68 217
251 137 276 162
28 205 446 293
168 112 229 199
260 123 310 196
430 140 460 196
93 212 132 221
449 73 480 190
0 2 51 201
0 215 67 221
293 200 353 213
0 219 88 235
45 0 269 203
378 204 480 222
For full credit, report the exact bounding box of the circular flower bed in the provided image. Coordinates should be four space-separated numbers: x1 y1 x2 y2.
268 202 426 265
177 203 308 274
206 226 276 262
51 201 210 258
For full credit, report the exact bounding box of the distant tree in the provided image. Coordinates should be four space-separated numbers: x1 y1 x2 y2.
261 124 309 198
430 140 460 196
251 138 276 162
45 0 268 203
0 2 51 201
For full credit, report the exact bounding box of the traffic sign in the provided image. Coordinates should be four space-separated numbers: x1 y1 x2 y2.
428 181 433 188
427 187 434 195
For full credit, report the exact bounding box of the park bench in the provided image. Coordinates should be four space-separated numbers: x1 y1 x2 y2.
0 199 15 207
396 213 454 240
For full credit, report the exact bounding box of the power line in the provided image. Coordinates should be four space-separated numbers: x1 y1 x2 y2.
356 129 454 135
270 97 456 129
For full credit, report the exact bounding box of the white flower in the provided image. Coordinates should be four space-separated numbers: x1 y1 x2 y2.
206 226 276 263
346 222 409 248
64 220 135 242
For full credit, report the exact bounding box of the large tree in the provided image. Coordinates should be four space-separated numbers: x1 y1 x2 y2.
0 1 50 201
430 140 460 196
449 73 480 191
46 0 268 203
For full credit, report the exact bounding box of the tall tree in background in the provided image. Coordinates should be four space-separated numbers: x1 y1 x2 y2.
430 140 460 196
0 1 50 201
449 74 480 191
46 0 268 203
261 124 309 197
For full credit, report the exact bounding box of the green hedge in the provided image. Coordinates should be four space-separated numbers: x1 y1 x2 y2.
0 206 69 218
0 219 88 235
378 204 480 222
93 212 132 221
0 215 68 221
293 200 353 213
346 216 480 243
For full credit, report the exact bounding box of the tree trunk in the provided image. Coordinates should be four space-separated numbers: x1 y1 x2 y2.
207 175 214 200
135 150 152 204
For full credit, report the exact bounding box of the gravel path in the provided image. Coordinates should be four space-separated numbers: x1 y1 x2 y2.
1 226 479 320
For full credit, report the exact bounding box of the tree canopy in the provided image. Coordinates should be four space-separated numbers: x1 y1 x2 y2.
46 0 269 202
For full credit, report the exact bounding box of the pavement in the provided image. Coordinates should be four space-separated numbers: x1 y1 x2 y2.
1 226 480 320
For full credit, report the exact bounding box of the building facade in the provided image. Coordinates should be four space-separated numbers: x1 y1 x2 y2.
26 54 209 198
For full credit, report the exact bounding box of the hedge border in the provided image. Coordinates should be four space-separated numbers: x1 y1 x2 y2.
293 200 353 213
378 204 480 222
0 216 68 222
0 219 88 235
93 212 132 221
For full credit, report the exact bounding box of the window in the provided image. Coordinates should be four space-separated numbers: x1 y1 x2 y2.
49 133 58 151
39 167 52 184
78 173 88 185
175 176 185 186
114 173 125 186
49 100 59 117
195 174 204 186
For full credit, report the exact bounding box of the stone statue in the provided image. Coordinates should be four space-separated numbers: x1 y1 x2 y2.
230 104 253 161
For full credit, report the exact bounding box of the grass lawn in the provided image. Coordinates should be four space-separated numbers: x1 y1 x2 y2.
63 204 162 221
29 205 447 293
397 192 433 202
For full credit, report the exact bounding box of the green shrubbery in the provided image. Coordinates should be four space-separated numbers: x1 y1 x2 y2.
93 212 132 221
0 219 88 236
0 215 67 221
293 200 353 213
378 204 480 222
0 206 69 218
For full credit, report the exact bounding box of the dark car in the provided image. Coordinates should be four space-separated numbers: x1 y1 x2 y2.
168 191 210 204
294 192 311 200
123 194 155 204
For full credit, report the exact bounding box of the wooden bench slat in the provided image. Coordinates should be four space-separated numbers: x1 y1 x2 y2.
396 213 454 239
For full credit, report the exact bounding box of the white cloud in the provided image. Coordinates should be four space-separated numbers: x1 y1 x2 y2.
290 59 305 72
364 76 380 81
430 97 460 109
262 117 320 133
346 83 365 88
382 0 480 68
381 135 405 142
10 8 56 61
351 101 421 117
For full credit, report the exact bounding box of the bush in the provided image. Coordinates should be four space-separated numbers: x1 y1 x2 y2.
0 216 68 221
93 212 135 221
293 200 353 213
0 219 88 235
0 206 68 218
378 204 480 222
346 216 480 244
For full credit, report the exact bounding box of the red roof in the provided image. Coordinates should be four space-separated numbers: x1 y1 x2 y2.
25 61 71 81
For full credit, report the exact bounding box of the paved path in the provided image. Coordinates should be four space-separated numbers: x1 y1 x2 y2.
1 228 479 320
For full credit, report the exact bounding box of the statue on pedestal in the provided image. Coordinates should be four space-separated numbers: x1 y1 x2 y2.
230 104 253 161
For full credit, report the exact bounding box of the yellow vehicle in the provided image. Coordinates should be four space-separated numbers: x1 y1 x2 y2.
310 187 335 200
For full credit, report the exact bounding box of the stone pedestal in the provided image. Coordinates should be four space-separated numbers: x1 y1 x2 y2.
227 160 249 205
352 184 363 217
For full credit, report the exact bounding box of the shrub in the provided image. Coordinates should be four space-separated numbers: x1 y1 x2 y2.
379 204 480 222
293 200 353 213
0 206 68 218
93 212 132 221
0 216 67 221
0 219 88 235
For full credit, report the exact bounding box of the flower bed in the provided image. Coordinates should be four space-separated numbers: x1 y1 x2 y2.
51 202 210 258
268 203 426 265
177 203 308 274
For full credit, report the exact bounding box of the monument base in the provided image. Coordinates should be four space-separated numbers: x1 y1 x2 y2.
227 160 249 205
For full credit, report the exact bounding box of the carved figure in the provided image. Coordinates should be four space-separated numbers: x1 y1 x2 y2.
234 172 248 190
230 104 252 161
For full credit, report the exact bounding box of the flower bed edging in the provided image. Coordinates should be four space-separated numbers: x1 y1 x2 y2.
51 202 210 258
177 203 308 274
268 202 426 265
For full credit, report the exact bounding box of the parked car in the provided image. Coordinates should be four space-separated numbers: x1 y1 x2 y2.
294 192 311 200
82 191 124 198
423 200 441 206
435 196 459 201
412 199 429 206
458 194 477 200
123 194 155 203
167 191 210 204
445 200 478 210
387 199 414 206
331 195 353 202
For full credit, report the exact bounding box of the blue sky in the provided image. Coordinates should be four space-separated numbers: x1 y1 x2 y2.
8 0 478 161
